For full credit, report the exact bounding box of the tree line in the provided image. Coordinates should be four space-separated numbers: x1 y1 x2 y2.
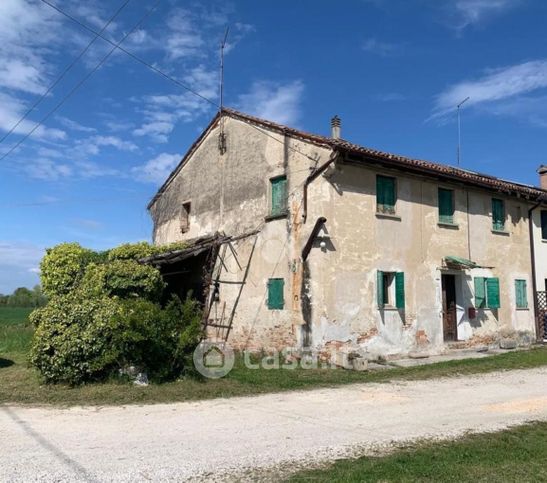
0 286 47 308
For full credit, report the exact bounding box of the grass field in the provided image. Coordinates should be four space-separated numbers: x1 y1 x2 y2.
1 306 547 406
288 421 547 482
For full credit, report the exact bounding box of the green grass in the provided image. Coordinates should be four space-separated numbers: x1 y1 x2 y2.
288 421 547 482
1 306 547 406
0 307 33 354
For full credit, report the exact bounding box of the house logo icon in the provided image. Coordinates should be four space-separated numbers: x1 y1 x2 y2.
193 341 234 378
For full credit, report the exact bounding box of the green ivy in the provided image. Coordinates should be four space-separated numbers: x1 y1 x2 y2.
30 240 200 385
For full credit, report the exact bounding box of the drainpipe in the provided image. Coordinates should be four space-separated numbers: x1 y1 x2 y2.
303 151 338 223
528 196 545 341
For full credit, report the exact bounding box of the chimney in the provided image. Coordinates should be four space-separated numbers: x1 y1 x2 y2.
539 165 547 190
331 115 341 140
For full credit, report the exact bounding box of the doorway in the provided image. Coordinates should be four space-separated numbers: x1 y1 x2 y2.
441 274 458 341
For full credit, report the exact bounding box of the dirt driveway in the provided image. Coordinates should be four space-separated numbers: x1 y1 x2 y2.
1 367 546 482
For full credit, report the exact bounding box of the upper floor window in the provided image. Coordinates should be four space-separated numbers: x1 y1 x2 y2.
376 175 397 215
180 201 191 233
491 198 505 232
270 176 287 216
438 188 455 224
541 210 547 240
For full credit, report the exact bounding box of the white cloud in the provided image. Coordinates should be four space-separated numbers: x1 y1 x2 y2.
133 66 217 142
450 0 519 30
56 116 97 133
0 93 66 142
362 38 401 56
237 80 305 125
0 241 44 292
165 9 205 60
132 153 181 184
433 60 547 116
24 158 73 180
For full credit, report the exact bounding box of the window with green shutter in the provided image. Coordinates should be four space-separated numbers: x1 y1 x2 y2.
438 188 455 224
270 176 287 216
474 277 486 308
376 175 396 214
492 198 505 231
395 272 405 309
377 271 405 310
475 277 501 309
515 279 527 309
267 278 284 310
541 210 547 240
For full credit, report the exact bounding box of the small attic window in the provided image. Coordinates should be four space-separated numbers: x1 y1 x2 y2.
180 201 191 233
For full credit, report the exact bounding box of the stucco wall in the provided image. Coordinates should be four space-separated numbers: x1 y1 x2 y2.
304 162 536 357
149 114 537 357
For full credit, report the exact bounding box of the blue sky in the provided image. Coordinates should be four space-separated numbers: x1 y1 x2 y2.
1 0 546 293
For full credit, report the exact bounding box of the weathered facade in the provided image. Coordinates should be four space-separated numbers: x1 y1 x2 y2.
148 109 547 359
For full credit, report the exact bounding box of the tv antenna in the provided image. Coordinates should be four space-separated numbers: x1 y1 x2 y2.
219 26 229 111
457 96 470 166
218 26 229 155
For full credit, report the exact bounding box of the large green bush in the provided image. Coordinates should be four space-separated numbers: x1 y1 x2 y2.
30 294 202 385
30 240 201 385
40 243 98 297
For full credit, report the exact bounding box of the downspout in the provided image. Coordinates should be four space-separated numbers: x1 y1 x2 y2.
300 217 327 349
528 196 545 341
303 151 339 223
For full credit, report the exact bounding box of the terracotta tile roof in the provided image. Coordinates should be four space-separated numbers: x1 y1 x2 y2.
223 108 547 202
148 108 546 209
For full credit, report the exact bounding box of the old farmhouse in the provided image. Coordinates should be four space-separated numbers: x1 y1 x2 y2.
145 109 547 360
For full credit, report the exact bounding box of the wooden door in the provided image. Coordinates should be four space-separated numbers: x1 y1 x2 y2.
442 274 457 341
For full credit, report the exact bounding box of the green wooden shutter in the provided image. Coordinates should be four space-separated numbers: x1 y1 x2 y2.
474 277 486 308
267 278 284 309
492 198 505 231
438 188 454 224
377 176 395 213
377 270 384 308
395 272 405 309
515 280 527 309
271 177 287 215
486 278 500 309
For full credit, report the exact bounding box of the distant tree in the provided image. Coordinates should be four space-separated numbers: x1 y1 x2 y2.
3 286 48 308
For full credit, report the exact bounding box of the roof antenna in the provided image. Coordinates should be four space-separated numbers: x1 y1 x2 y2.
218 26 229 155
456 96 470 167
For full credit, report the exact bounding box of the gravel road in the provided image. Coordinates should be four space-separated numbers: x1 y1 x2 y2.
1 367 546 482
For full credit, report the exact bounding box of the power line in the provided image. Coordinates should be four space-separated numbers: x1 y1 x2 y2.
39 0 318 163
0 0 132 146
0 0 161 162
39 0 218 108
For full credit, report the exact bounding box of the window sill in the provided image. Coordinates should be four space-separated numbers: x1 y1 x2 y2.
265 211 288 222
379 306 401 311
516 307 529 311
375 212 401 221
491 229 510 236
542 239 547 243
438 221 459 229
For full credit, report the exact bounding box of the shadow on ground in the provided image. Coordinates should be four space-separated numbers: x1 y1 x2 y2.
0 358 14 368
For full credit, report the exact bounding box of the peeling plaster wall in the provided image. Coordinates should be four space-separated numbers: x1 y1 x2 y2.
304 162 536 357
149 115 537 356
149 115 332 351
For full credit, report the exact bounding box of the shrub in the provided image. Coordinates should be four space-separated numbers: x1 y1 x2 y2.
107 242 157 261
40 243 98 297
29 295 202 384
31 240 201 385
80 260 165 302
29 295 122 384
